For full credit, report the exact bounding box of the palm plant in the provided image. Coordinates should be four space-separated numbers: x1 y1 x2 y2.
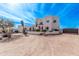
21 20 24 32
21 20 27 36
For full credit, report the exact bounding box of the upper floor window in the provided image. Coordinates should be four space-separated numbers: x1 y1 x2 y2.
39 22 43 25
53 20 56 23
47 20 49 23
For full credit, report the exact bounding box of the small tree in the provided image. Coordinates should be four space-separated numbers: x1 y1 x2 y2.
3 19 14 31
0 19 6 33
0 18 14 38
6 19 14 27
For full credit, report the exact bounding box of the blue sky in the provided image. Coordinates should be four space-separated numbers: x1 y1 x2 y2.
0 3 79 28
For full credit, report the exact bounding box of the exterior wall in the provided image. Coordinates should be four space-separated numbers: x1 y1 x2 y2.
36 18 43 25
52 16 59 29
18 25 30 32
43 16 59 31
36 18 43 31
43 16 53 31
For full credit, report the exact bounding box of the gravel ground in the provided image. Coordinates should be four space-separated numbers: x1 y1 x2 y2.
0 34 79 56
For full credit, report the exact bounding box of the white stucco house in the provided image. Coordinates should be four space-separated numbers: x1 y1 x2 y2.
20 16 63 35
31 16 63 34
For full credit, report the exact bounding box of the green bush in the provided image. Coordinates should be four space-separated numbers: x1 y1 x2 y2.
42 30 46 32
36 29 40 32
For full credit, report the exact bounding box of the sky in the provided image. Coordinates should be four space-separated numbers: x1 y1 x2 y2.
0 3 79 28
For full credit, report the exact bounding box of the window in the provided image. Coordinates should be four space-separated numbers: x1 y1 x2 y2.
53 20 56 23
39 22 43 25
36 23 38 27
47 20 49 23
54 29 59 31
46 27 49 31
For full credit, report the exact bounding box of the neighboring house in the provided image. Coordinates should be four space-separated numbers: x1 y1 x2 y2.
26 26 35 31
18 25 23 32
26 26 30 31
18 25 31 32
